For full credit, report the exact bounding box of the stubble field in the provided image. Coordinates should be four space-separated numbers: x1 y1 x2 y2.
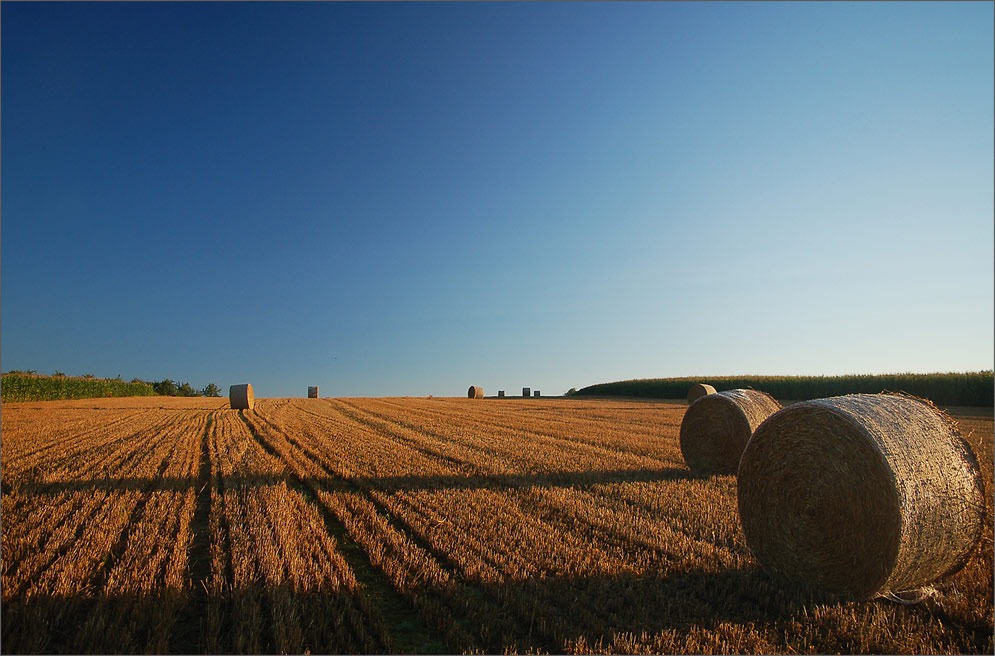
1 396 992 654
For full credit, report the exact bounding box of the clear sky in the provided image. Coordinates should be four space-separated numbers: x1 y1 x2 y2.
2 1 992 398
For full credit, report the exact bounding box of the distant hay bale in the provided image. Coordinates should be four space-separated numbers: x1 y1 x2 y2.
523 387 530 398
737 393 985 599
498 390 505 397
687 383 717 404
229 383 254 410
468 385 484 399
533 390 540 397
679 389 780 474
308 386 318 399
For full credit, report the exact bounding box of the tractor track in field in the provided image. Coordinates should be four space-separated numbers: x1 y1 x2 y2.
235 409 457 654
247 402 565 654
255 399 650 653
336 396 677 471
169 411 217 654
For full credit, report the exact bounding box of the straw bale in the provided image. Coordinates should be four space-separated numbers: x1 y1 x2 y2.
308 386 319 399
229 383 254 410
523 387 530 398
498 390 505 397
533 390 541 397
737 393 985 599
687 383 717 404
468 385 484 399
679 389 780 474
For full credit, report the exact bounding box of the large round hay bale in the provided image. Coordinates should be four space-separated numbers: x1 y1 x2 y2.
523 387 530 398
737 393 985 599
308 386 319 399
679 389 780 474
467 385 484 399
229 383 254 410
687 383 717 404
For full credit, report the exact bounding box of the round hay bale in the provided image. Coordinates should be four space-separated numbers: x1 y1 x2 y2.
737 393 985 599
498 390 505 398
687 383 717 404
523 387 530 398
229 383 254 410
308 386 319 399
467 385 484 399
679 389 780 474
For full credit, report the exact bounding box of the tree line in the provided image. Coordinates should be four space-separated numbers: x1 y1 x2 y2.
143 379 221 397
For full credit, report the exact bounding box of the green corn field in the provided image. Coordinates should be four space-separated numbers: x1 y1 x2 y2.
573 371 994 407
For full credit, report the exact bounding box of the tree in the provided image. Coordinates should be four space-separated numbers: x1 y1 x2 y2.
201 383 221 397
176 381 198 397
154 379 176 396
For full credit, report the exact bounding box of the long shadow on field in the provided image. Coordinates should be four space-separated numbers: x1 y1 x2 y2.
477 567 991 654
9 568 988 655
481 566 830 647
8 466 703 496
0 580 389 654
0 565 834 655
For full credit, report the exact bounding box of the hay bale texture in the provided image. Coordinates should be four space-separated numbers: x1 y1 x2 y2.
687 383 717 404
308 386 318 399
229 383 254 410
468 385 484 399
679 389 781 474
737 393 985 599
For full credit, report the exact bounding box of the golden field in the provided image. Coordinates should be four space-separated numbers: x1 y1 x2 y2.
1 396 991 654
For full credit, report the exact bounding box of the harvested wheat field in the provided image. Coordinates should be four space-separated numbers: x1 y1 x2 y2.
1 396 991 654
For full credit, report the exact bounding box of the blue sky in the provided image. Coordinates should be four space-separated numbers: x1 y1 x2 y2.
2 2 992 398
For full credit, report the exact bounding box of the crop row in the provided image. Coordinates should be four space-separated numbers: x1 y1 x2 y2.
0 373 156 402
